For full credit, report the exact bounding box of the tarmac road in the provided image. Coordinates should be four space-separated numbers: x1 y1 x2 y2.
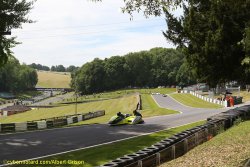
0 95 227 164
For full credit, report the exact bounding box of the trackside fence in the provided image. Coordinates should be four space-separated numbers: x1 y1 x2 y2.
0 110 105 133
101 105 250 167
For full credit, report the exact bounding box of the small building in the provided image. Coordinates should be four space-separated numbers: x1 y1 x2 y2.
0 105 31 117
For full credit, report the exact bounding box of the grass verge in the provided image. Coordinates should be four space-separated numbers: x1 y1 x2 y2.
60 88 176 104
170 93 222 109
161 120 250 167
20 121 205 167
140 94 178 117
0 95 137 123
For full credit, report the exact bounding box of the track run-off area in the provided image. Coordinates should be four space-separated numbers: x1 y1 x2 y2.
0 95 231 164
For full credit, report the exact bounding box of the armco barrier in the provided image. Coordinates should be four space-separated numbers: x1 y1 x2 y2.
72 116 78 123
67 117 73 124
15 122 27 131
1 123 15 133
77 115 83 122
46 120 54 128
103 106 250 167
0 110 105 133
53 118 67 127
27 122 38 130
37 121 47 129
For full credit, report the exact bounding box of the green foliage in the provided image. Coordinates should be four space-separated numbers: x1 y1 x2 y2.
0 0 34 66
51 65 66 72
29 63 50 71
91 0 182 18
71 48 195 94
164 0 250 86
0 57 38 92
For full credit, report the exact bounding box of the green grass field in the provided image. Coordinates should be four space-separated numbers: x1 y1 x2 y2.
0 95 138 123
28 121 205 167
170 93 222 108
140 94 178 117
162 120 250 167
72 94 178 125
61 88 176 104
37 71 71 88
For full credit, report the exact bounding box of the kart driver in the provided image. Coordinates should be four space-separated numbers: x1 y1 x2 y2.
117 112 125 118
133 110 142 117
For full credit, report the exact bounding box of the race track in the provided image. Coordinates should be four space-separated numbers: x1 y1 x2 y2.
0 95 227 164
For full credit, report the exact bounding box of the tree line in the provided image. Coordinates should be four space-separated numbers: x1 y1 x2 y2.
0 57 38 92
28 63 78 72
71 47 196 94
163 0 250 87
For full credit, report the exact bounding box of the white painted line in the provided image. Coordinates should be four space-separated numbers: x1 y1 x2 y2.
0 120 205 167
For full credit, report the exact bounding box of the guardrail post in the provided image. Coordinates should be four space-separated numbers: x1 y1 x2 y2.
171 145 176 159
138 160 142 167
184 139 188 153
205 128 208 141
195 132 198 145
156 153 161 165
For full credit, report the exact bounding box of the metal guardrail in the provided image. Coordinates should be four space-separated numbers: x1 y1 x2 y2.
101 105 250 167
0 110 105 133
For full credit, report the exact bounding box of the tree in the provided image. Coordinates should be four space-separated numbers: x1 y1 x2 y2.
51 66 56 71
0 0 34 66
0 57 38 92
163 0 250 87
66 65 78 72
71 47 187 94
104 56 127 90
56 65 66 72
92 0 181 17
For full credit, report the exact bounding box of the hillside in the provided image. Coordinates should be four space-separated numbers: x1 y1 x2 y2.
36 71 71 88
161 120 250 167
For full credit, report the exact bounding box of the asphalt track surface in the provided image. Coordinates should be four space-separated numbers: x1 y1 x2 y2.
0 95 227 164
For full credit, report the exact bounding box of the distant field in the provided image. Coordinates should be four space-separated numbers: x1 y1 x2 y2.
37 71 71 88
170 93 222 108
162 120 250 167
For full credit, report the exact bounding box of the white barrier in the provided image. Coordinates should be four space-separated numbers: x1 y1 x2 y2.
37 121 47 129
15 122 27 131
187 91 226 107
67 117 73 125
77 115 82 122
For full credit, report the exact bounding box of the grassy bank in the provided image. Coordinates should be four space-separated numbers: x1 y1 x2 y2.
0 95 137 123
37 71 71 88
161 120 250 167
140 94 178 117
23 121 205 167
170 93 222 109
72 94 178 125
60 88 176 104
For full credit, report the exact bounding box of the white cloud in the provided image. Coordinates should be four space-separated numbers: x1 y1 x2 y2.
12 0 174 67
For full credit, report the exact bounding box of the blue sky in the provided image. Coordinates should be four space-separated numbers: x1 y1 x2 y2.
12 0 176 67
